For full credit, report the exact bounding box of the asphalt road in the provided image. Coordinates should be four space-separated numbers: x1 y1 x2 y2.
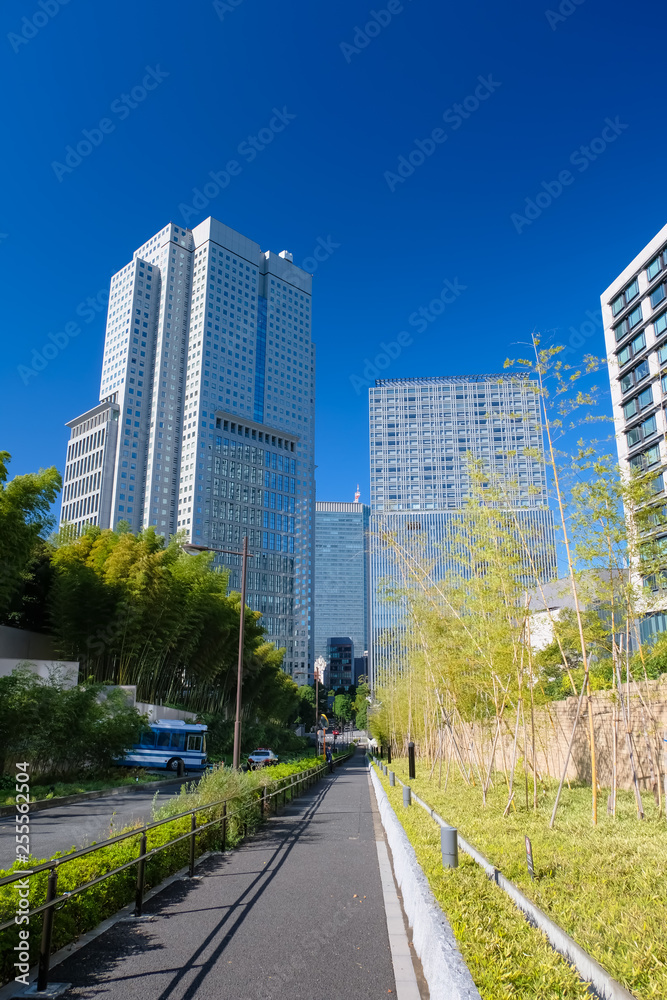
0 783 186 869
45 753 401 1000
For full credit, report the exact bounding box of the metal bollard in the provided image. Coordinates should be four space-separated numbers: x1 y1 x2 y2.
408 741 416 780
37 868 59 991
189 812 196 878
177 758 185 778
441 825 458 868
403 785 411 807
389 771 395 786
135 832 147 916
383 764 387 776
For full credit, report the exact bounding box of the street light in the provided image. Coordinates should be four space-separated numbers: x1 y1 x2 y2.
182 536 253 770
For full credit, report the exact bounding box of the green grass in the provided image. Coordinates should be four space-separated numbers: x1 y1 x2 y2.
380 757 667 1000
0 770 164 806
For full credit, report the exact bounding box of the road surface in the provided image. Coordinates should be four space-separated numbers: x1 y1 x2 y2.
0 782 187 869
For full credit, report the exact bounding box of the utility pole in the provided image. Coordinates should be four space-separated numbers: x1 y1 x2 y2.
182 538 253 771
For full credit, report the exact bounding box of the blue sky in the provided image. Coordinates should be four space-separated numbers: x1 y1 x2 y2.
1 0 666 511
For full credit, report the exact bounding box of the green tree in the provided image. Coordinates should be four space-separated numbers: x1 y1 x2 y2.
353 682 370 730
0 452 61 615
333 693 353 722
0 665 144 780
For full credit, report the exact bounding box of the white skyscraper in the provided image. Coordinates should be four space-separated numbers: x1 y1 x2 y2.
602 221 667 641
60 218 315 683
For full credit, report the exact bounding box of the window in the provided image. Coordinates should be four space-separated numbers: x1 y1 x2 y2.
627 414 657 448
655 312 667 339
621 358 649 393
617 331 645 367
628 304 643 329
625 278 639 302
611 294 625 316
651 285 666 309
648 256 663 281
187 734 202 752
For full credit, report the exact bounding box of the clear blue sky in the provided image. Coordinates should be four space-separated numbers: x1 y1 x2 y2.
2 0 666 510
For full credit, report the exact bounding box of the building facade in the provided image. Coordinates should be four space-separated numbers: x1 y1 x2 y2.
368 374 557 688
314 501 370 666
325 637 355 690
60 218 315 684
602 221 667 635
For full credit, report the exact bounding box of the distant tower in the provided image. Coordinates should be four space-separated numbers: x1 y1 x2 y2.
354 484 360 503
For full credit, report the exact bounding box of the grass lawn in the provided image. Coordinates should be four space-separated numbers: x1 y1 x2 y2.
0 770 165 806
379 758 666 1000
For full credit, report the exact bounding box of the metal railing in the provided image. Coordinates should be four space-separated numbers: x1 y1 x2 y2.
0 751 353 992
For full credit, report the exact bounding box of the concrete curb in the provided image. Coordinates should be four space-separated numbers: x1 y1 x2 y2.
369 763 482 1000
0 776 196 818
376 761 636 1000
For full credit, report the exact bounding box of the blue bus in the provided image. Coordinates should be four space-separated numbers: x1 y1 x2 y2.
116 720 208 772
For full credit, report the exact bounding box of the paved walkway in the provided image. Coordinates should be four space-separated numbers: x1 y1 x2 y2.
45 753 423 1000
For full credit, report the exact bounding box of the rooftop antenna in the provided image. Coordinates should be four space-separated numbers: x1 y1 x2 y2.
354 484 360 503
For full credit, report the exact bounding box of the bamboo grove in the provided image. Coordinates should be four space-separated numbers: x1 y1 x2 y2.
370 338 667 826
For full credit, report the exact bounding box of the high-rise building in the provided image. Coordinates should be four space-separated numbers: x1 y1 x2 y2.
368 374 557 688
602 221 667 637
325 637 355 690
60 218 315 683
314 501 370 667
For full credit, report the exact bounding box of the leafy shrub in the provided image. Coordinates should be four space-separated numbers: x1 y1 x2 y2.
0 666 144 780
0 753 333 985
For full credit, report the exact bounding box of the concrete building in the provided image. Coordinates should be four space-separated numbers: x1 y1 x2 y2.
368 374 557 688
314 501 370 665
602 223 667 618
60 218 315 684
326 637 355 690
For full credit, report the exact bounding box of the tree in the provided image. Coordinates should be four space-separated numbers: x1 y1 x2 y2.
0 452 61 615
353 682 370 730
0 665 144 780
333 693 353 722
48 524 293 716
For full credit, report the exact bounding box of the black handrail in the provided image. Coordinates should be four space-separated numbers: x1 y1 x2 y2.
0 748 354 989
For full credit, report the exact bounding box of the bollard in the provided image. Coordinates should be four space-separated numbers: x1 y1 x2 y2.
403 785 411 807
37 868 59 991
134 832 147 916
408 741 416 780
389 771 395 786
387 745 392 765
441 825 458 868
189 812 196 878
177 758 185 778
221 801 227 851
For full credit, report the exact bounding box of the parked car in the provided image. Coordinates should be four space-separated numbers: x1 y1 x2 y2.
247 748 279 769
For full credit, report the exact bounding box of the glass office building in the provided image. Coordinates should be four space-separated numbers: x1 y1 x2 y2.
368 375 557 688
314 502 370 668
